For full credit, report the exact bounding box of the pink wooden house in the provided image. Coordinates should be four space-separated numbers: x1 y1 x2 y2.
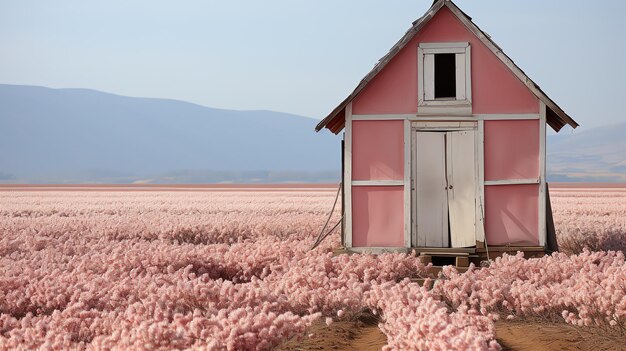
316 0 578 260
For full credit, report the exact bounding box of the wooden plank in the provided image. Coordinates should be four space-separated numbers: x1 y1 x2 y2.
416 132 448 247
420 251 470 257
476 246 545 253
418 255 432 265
456 256 470 267
414 247 476 254
416 104 472 116
447 130 476 248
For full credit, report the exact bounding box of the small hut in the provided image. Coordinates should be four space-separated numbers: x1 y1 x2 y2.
315 0 579 263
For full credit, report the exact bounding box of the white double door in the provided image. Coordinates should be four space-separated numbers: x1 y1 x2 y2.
414 130 476 248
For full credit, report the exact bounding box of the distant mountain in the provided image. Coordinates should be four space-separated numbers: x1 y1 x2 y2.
0 84 623 183
0 84 340 183
547 122 626 182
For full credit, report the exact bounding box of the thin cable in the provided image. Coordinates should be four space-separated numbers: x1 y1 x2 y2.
311 216 343 250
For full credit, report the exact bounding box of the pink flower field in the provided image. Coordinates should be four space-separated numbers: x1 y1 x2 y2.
0 187 625 350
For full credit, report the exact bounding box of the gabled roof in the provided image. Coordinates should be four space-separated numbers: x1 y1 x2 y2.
315 0 579 134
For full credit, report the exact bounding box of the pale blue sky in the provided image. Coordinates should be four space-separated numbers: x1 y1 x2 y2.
1 0 625 130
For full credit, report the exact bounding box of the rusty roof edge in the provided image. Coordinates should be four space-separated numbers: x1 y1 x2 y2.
315 0 446 133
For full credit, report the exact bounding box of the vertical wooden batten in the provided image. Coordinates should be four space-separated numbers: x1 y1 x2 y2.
403 119 412 248
476 120 486 243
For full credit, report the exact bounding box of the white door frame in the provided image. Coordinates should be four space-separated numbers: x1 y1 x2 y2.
410 121 483 248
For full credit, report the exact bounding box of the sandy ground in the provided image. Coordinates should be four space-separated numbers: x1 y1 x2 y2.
496 320 626 351
278 318 626 351
278 313 387 351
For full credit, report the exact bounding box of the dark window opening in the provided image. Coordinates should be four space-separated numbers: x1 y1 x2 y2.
434 53 456 99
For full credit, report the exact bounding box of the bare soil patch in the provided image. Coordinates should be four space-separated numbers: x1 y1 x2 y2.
496 320 626 351
278 313 387 351
279 318 626 351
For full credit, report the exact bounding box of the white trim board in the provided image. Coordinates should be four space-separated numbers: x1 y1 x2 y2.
403 119 412 248
352 180 404 186
474 114 539 120
418 41 472 116
419 42 469 49
484 179 540 186
351 114 415 120
351 114 540 121
410 130 418 247
476 120 486 242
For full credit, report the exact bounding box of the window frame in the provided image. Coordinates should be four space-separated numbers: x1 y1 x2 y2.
418 42 472 115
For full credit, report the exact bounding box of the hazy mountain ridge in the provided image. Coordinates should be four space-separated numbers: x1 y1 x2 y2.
547 122 626 182
0 84 340 183
0 84 623 183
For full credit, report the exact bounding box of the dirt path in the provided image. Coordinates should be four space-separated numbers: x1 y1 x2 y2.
496 320 626 351
279 318 625 350
278 318 387 351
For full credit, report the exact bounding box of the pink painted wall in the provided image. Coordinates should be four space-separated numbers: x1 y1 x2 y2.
485 184 539 246
352 120 404 180
484 120 540 181
352 6 538 115
352 186 405 247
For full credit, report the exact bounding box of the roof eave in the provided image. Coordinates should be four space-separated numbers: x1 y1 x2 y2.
315 0 579 134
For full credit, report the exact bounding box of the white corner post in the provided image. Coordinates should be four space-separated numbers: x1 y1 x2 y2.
344 102 353 248
538 101 547 247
